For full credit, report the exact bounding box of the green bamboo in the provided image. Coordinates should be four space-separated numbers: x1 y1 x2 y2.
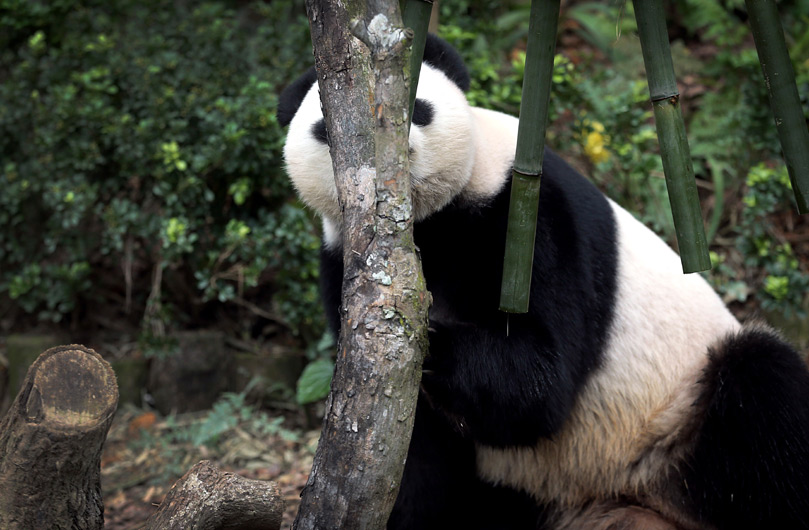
634 0 711 273
499 0 561 313
745 0 809 214
402 0 433 128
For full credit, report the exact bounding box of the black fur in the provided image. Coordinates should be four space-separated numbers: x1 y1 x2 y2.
682 328 809 529
415 149 618 446
320 148 619 526
388 399 545 530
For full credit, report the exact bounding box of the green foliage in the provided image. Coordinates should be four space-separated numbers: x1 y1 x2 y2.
497 1 638 61
4 0 808 397
706 251 751 304
736 165 809 317
0 0 323 338
182 387 300 447
555 63 673 237
127 380 300 452
704 164 809 317
296 357 335 405
440 0 809 319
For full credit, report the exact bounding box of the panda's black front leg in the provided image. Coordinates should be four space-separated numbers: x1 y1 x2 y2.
422 319 579 448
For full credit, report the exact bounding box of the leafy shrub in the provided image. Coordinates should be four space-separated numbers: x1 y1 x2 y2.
440 0 809 321
4 0 808 393
0 0 323 340
736 165 809 317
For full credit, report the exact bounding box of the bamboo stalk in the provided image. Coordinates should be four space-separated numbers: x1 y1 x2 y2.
402 0 433 128
634 0 711 273
745 0 809 214
499 0 561 313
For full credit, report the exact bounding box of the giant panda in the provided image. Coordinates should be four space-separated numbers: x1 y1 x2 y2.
278 35 809 530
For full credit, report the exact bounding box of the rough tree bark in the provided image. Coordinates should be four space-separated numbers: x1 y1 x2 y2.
0 344 118 530
293 1 431 529
143 460 284 530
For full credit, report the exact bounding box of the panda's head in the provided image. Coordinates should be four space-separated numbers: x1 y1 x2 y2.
277 35 477 224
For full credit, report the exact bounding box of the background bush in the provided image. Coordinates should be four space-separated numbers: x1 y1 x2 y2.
440 0 809 322
1 0 808 398
0 0 324 345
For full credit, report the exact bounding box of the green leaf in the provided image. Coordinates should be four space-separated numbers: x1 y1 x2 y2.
296 358 334 405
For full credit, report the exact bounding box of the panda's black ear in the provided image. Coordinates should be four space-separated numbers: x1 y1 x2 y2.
422 34 471 92
277 66 318 127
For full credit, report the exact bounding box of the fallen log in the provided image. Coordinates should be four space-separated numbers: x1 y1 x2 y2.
144 460 284 530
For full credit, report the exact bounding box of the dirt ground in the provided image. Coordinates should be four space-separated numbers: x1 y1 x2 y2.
101 407 319 529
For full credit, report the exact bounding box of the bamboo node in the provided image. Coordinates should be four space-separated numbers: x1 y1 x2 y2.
650 91 680 103
513 168 542 178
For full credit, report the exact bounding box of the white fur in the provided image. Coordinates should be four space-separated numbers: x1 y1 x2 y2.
283 63 477 226
463 107 519 202
322 217 341 249
284 85 341 220
476 203 740 520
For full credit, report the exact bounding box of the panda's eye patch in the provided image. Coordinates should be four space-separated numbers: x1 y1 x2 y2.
311 119 328 145
412 99 434 127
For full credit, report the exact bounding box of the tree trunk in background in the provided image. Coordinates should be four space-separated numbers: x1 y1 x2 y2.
143 460 284 530
146 330 232 414
293 1 431 528
0 345 118 530
429 0 439 33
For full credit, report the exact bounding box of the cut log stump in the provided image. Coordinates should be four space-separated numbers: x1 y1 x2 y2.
144 460 284 530
0 344 118 530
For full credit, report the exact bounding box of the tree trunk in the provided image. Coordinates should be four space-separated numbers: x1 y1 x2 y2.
143 460 284 530
293 1 430 528
147 330 232 414
0 344 118 530
428 0 439 33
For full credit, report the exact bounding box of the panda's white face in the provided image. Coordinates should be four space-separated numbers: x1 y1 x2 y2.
283 62 477 225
